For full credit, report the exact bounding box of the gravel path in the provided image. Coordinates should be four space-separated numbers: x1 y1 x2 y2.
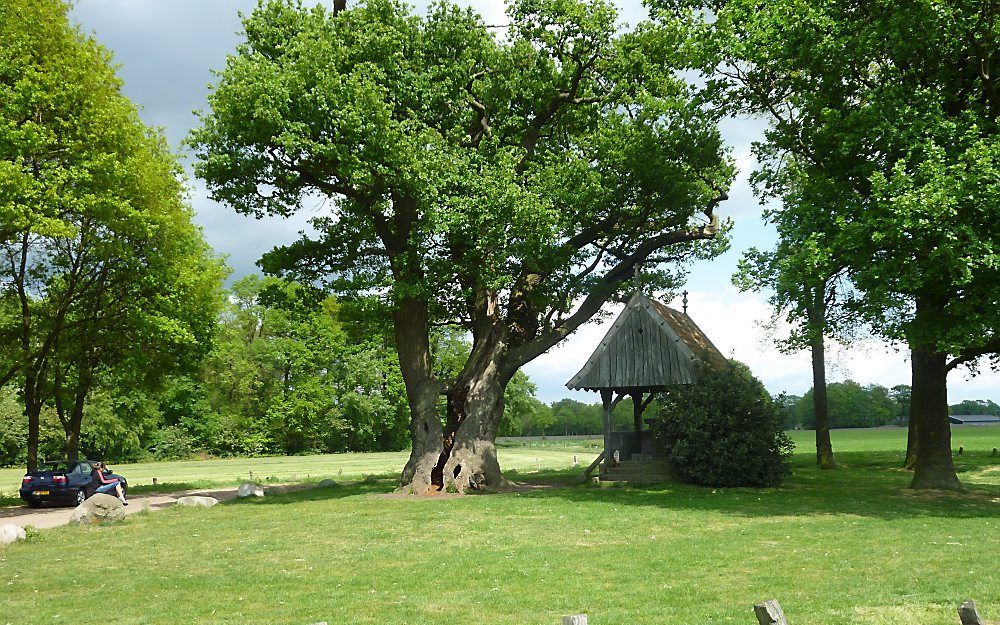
0 486 245 530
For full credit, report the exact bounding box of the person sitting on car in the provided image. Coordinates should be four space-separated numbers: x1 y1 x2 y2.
92 462 127 506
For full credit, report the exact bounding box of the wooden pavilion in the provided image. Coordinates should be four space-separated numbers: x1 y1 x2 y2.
566 291 726 481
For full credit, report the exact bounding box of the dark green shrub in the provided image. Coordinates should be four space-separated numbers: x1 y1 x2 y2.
652 360 793 487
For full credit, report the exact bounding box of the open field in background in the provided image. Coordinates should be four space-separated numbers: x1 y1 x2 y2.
0 440 603 497
1 427 998 497
0 427 998 625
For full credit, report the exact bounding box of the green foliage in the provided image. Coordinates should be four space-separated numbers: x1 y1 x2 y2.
796 381 901 429
772 393 802 430
0 0 226 469
653 360 793 487
79 391 159 462
0 387 26 467
195 276 411 457
500 372 551 436
890 385 911 423
192 0 734 476
949 399 1000 416
152 426 198 461
679 0 1000 367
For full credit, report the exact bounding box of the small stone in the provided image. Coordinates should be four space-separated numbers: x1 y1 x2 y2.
70 494 126 525
562 616 588 625
237 482 264 498
0 524 26 546
175 496 219 508
317 479 337 488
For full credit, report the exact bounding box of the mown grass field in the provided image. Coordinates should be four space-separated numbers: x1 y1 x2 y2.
0 427 998 625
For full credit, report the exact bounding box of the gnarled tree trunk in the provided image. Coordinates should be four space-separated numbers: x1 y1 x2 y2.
394 297 445 494
437 356 512 492
400 315 515 493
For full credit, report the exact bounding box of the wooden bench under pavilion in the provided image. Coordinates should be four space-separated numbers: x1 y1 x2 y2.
566 291 726 483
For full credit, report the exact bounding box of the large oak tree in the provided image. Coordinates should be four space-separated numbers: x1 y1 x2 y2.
193 0 733 492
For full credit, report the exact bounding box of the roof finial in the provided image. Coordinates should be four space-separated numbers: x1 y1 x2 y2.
682 290 689 315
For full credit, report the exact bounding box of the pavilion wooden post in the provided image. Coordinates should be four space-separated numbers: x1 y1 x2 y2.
600 389 613 474
631 391 643 453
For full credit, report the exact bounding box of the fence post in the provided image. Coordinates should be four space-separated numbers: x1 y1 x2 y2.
959 600 985 625
562 615 588 625
754 600 789 625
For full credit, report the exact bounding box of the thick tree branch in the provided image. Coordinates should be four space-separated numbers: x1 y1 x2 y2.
515 51 601 175
508 201 724 366
947 338 1000 371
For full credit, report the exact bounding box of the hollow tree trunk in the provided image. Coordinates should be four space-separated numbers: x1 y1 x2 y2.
808 291 837 469
398 373 512 493
397 324 515 493
437 360 512 492
909 346 961 490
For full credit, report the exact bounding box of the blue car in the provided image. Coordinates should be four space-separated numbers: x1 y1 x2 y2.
19 461 128 508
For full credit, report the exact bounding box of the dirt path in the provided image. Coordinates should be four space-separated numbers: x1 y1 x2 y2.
0 486 246 530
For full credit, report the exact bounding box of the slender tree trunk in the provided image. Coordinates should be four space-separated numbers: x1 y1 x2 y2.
903 408 918 469
808 291 837 469
24 376 41 472
65 386 87 462
909 346 961 490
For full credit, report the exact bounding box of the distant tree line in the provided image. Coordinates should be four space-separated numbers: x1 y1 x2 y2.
775 382 999 431
506 397 648 437
0 275 551 467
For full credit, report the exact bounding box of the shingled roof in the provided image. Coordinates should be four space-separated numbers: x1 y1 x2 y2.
566 292 726 392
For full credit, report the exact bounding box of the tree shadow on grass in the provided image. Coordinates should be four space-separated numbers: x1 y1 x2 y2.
506 453 1000 522
228 478 396 507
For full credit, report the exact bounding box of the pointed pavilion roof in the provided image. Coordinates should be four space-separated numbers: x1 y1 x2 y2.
566 292 726 392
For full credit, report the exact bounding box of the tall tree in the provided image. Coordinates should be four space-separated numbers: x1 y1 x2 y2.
0 0 226 469
674 0 1000 489
193 0 733 492
736 208 853 469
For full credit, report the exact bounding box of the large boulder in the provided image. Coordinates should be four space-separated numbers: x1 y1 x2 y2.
0 524 26 546
70 493 126 525
237 482 264 498
175 496 218 508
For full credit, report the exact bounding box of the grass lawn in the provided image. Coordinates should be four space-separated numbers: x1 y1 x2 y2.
0 428 997 625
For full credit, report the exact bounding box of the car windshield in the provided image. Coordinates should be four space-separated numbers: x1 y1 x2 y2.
40 462 71 473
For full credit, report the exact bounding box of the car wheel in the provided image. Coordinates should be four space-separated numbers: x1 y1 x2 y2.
75 489 87 505
26 499 41 509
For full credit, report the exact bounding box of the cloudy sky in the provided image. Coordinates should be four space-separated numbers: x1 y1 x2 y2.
69 0 1000 404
